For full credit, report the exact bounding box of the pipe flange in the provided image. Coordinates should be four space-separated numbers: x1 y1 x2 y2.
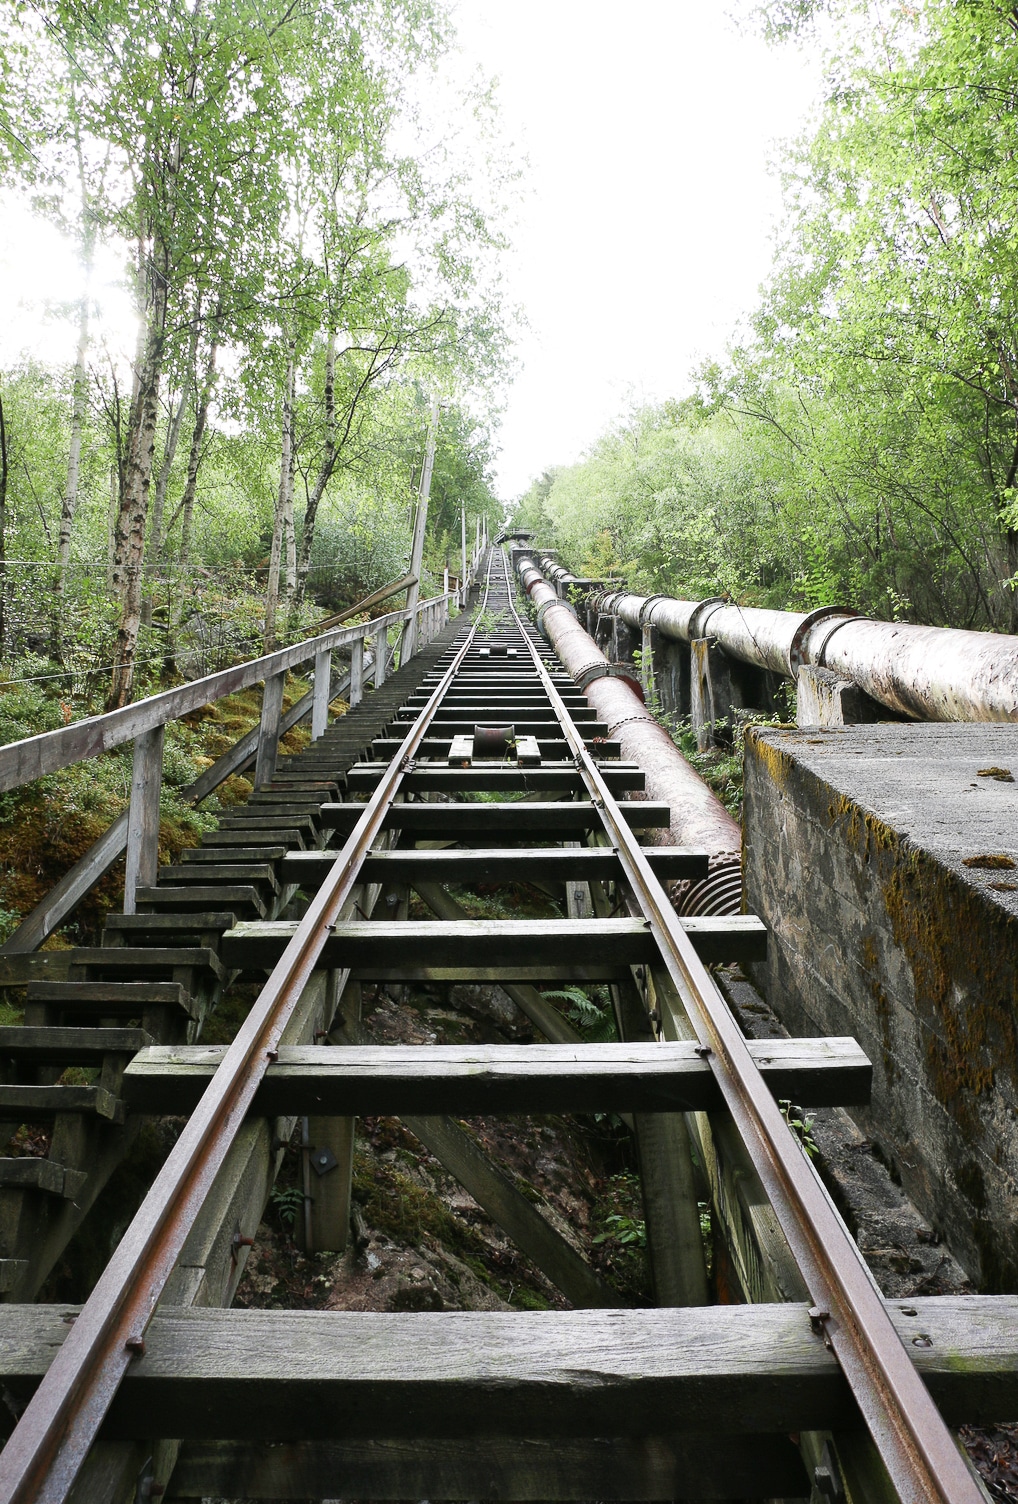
687 596 728 641
573 661 610 689
608 664 646 703
637 594 669 627
605 713 657 736
535 597 576 626
788 606 861 674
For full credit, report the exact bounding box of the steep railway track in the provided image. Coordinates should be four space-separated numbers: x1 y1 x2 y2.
0 550 1001 1502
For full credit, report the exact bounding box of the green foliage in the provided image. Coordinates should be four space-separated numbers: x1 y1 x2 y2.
592 1212 646 1249
779 1099 818 1159
541 987 617 1044
509 2 1018 634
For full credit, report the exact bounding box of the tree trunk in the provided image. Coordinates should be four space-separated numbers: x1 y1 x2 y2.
292 326 337 618
106 259 168 710
265 345 296 651
0 384 8 663
164 334 218 670
142 308 199 628
52 116 97 659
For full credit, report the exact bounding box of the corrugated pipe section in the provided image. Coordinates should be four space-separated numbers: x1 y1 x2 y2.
589 588 1018 723
516 555 742 916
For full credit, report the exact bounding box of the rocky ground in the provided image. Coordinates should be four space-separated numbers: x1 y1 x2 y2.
229 963 1012 1502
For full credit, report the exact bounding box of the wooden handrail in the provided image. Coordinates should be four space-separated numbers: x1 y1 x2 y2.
0 592 454 795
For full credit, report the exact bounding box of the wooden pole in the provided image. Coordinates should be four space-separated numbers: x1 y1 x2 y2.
400 399 439 665
460 502 467 606
311 648 332 741
123 726 164 915
254 671 285 788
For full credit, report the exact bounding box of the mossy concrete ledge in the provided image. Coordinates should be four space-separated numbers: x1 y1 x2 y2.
743 722 1018 1290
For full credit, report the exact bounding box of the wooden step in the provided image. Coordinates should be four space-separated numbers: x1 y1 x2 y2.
198 828 309 849
281 846 710 886
0 1158 88 1198
122 1037 871 1116
26 982 197 1021
102 913 237 947
0 1026 151 1062
67 948 227 984
0 1297 1008 1439
216 812 318 832
136 886 268 919
221 916 767 975
180 846 286 868
0 1084 123 1122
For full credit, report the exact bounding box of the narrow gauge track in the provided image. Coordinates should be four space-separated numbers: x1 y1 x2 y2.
0 550 990 1503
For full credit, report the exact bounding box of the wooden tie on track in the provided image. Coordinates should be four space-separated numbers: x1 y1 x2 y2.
0 551 1001 1503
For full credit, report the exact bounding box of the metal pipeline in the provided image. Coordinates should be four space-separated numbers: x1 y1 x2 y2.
517 559 742 915
587 587 1018 723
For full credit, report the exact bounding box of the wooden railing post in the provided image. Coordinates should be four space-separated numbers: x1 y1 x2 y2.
123 725 165 915
349 637 364 708
373 626 387 688
311 648 331 741
254 671 285 788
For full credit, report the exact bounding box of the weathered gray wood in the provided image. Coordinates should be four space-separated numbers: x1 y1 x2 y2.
121 1037 871 1117
0 601 415 794
283 846 710 886
0 1026 151 1061
311 646 332 740
320 799 671 834
367 736 622 761
346 765 645 793
0 1084 121 1119
169 1433 808 1500
0 1159 86 1198
0 673 345 957
349 637 364 708
1 1297 1013 1437
0 952 75 986
308 975 361 1255
123 725 164 916
373 624 387 687
67 946 226 983
254 670 285 788
221 916 767 972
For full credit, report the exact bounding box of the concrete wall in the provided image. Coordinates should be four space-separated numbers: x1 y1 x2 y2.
743 723 1018 1290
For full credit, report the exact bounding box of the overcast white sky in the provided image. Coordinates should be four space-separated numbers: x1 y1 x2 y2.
452 1 822 499
0 2 822 504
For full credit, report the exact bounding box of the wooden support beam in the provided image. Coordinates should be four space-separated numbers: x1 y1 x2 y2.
282 846 710 886
221 917 767 973
169 1433 809 1500
311 647 332 741
398 1112 613 1309
349 637 364 709
123 726 164 916
1 1298 1013 1438
121 1037 872 1117
308 975 361 1255
319 801 672 834
345 765 646 794
253 671 285 789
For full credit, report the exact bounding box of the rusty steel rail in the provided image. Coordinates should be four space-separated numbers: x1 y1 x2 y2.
503 551 982 1504
0 571 492 1504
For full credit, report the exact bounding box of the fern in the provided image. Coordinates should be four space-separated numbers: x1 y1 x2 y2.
542 987 617 1043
